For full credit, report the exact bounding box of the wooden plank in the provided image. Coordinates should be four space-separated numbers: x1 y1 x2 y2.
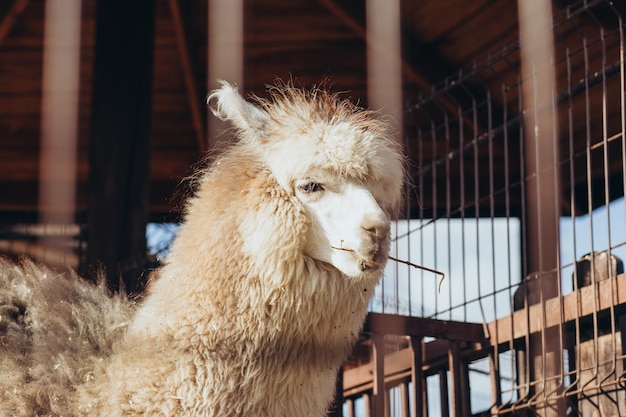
0 178 187 221
0 0 30 45
316 0 482 137
345 275 626 400
364 312 485 342
167 0 206 152
487 273 626 348
343 340 485 396
344 348 412 396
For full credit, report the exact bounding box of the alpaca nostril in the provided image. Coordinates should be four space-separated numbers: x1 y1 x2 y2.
361 213 388 236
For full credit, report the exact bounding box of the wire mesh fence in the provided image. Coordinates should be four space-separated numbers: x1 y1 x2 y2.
357 0 626 415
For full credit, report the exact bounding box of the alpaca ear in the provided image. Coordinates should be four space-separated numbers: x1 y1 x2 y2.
207 81 270 139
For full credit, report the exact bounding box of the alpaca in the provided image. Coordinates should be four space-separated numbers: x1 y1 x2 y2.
0 81 405 417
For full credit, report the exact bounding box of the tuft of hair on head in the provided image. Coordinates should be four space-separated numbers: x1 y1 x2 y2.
207 81 270 142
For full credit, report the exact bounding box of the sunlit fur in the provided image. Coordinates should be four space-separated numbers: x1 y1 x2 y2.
0 81 405 416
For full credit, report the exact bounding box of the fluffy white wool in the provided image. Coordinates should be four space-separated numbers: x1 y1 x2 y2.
0 81 404 417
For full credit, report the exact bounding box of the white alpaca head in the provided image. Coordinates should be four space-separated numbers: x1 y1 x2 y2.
208 81 404 278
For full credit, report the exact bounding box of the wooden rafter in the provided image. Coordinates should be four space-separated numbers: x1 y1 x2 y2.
0 0 30 45
316 0 483 137
168 0 206 153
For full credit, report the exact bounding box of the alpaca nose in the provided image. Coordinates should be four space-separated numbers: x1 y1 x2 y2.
361 212 389 237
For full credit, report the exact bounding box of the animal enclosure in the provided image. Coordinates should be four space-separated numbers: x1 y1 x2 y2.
1 0 626 416
342 1 626 416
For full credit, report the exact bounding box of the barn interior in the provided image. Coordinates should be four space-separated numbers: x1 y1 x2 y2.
1 0 626 415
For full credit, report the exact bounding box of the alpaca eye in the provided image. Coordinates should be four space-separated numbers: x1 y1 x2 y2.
298 182 324 193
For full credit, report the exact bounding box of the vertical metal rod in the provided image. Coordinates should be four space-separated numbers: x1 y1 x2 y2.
457 100 468 324
431 119 439 316
617 7 626 416
499 68 514 410
443 109 453 319
418 128 426 318
488 347 502 416
471 85 484 325
597 16 619 410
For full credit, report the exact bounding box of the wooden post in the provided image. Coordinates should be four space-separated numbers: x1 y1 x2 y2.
372 333 386 417
87 0 156 293
409 336 425 417
366 0 402 145
448 340 471 417
518 0 564 415
207 0 243 146
438 369 450 417
38 0 81 266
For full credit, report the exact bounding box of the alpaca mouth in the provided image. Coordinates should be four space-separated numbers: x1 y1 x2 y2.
358 258 376 272
331 241 386 273
358 251 385 272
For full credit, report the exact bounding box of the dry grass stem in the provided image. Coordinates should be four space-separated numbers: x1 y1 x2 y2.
388 256 446 293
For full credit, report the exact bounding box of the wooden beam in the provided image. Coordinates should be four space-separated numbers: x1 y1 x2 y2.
316 0 483 137
344 274 626 399
364 312 485 342
487 273 626 348
87 0 156 293
0 0 30 46
168 0 206 152
343 340 486 397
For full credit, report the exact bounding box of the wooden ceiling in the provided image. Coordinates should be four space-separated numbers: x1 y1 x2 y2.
0 0 624 222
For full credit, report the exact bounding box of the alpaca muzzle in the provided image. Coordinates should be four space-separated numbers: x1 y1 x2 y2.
330 234 387 273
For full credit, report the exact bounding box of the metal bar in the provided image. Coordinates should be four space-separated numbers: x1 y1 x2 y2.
488 347 502 416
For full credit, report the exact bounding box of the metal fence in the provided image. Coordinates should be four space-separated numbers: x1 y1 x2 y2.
347 1 626 416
